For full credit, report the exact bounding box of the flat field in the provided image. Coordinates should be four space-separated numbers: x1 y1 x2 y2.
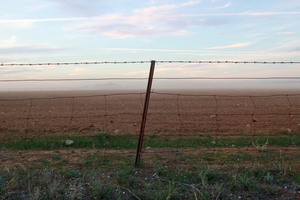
0 90 299 199
1 89 300 137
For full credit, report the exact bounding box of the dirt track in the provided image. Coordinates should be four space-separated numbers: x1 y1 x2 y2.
1 90 300 138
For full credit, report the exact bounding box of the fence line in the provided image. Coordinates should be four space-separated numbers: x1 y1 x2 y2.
0 60 299 166
1 76 300 82
1 60 300 66
1 92 300 102
1 92 299 133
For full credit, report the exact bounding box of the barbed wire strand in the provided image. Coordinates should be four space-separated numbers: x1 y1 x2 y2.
1 60 300 67
1 77 300 82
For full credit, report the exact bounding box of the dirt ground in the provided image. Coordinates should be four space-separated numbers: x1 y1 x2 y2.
1 89 300 139
1 147 298 170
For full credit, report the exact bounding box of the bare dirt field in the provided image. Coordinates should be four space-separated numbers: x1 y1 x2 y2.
1 89 300 139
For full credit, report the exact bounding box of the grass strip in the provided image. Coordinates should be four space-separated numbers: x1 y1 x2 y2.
0 133 299 150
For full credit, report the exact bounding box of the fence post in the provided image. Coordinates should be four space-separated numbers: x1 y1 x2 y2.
135 60 156 167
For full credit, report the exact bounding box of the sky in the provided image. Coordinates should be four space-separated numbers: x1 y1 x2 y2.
0 0 300 90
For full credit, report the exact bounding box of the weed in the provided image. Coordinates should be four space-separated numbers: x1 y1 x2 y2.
0 174 4 193
52 155 62 160
252 139 269 152
150 182 177 200
203 152 216 162
41 159 51 168
153 162 168 176
116 167 134 183
264 172 274 183
294 173 300 185
30 187 40 200
90 180 114 199
273 151 293 175
58 159 67 165
65 170 82 179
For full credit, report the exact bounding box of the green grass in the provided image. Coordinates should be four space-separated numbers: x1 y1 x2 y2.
0 133 299 150
0 132 299 199
0 161 298 199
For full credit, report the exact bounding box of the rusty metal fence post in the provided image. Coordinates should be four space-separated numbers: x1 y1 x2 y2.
135 60 156 167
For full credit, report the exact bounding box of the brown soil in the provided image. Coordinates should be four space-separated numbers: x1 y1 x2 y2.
1 90 300 139
1 147 298 170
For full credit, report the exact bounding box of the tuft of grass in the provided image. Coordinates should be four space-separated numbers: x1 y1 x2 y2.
252 139 269 152
0 174 4 194
294 173 300 186
90 180 115 199
65 169 82 179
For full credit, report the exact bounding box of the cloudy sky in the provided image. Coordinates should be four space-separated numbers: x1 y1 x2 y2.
0 0 300 90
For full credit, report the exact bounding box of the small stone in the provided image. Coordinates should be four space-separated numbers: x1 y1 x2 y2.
146 146 151 150
66 140 73 146
210 114 216 119
114 129 120 133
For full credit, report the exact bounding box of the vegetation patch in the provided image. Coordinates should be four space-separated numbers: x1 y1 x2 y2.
0 133 298 150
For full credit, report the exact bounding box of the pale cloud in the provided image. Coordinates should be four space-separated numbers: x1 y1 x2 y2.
65 1 202 38
122 63 240 78
0 17 84 29
69 67 89 76
1 11 298 25
1 10 299 36
276 32 295 35
47 0 107 16
266 38 300 53
208 42 252 50
0 20 34 29
213 0 232 9
26 1 55 13
0 36 60 55
97 47 217 53
181 11 300 17
0 36 17 47
0 65 58 75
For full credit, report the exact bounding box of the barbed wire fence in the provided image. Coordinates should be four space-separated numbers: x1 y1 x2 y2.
0 60 299 167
